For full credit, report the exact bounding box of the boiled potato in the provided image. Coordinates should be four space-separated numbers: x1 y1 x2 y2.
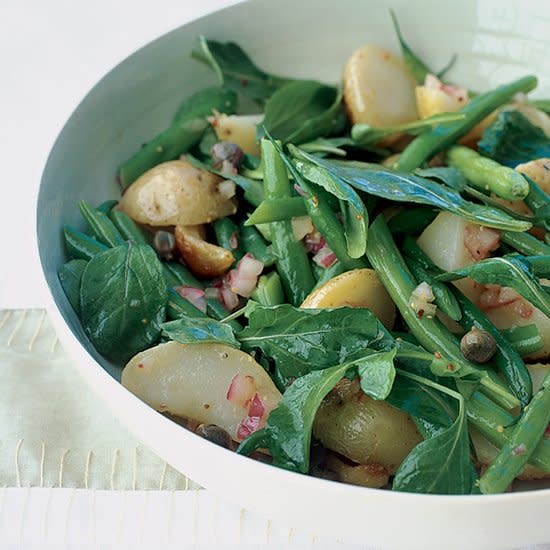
482 292 550 361
119 159 237 226
313 378 422 474
301 268 396 329
122 341 281 442
210 114 263 155
417 212 499 305
175 224 234 278
343 44 418 143
516 158 550 195
415 74 467 119
324 451 389 488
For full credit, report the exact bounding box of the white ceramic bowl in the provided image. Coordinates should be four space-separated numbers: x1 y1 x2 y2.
37 1 550 548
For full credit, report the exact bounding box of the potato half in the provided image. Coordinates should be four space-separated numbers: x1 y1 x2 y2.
210 114 263 155
301 268 396 329
122 341 282 442
343 44 418 140
119 159 237 226
313 379 422 475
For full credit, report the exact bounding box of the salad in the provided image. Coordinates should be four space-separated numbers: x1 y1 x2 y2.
58 12 550 495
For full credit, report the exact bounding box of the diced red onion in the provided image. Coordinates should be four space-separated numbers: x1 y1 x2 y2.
237 415 262 440
226 374 256 408
313 246 337 269
229 231 239 250
220 286 240 311
176 286 207 313
248 393 265 418
218 180 236 200
204 287 221 300
305 231 326 254
226 253 264 297
293 183 307 197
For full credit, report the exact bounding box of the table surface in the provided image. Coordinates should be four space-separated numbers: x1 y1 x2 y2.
1 0 236 309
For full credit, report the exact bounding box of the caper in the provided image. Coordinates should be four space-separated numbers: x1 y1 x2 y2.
460 326 497 363
195 424 232 448
211 141 244 170
153 230 176 259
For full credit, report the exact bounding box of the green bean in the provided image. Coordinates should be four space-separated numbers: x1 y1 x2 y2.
251 272 285 306
388 207 438 235
312 261 345 289
79 200 124 248
479 368 550 493
366 215 519 410
395 76 538 172
239 224 275 266
522 255 550 278
404 257 462 321
166 288 207 320
205 299 242 331
501 325 544 357
446 145 529 201
163 262 202 288
262 139 315 306
58 259 87 315
118 118 207 189
531 100 550 115
466 391 550 475
524 176 550 216
213 218 243 262
63 225 108 261
245 198 308 225
108 210 148 245
451 287 532 408
501 231 550 256
97 200 118 214
271 139 368 271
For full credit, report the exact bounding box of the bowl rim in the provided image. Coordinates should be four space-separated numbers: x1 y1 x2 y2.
35 0 550 511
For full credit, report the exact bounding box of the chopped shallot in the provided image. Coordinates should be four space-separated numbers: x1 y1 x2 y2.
313 246 337 268
226 374 256 408
305 230 326 254
176 286 207 313
218 179 237 200
409 282 437 319
226 253 264 298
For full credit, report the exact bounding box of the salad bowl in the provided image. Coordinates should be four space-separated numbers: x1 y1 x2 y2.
37 0 550 547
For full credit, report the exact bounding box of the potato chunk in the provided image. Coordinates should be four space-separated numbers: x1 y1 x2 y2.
210 114 262 155
119 159 237 226
175 224 234 278
313 379 422 474
301 268 396 329
343 45 418 136
122 341 281 442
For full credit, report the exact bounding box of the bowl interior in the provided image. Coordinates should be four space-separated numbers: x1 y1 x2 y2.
37 0 550 509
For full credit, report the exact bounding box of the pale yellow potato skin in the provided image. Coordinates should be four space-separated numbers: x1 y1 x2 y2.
122 342 281 442
516 158 550 195
301 268 396 329
415 86 465 119
175 224 234 278
211 114 262 155
313 379 422 475
119 159 237 227
343 45 418 135
324 451 389 488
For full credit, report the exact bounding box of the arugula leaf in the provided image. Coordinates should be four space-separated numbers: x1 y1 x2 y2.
192 36 293 103
387 375 456 438
415 167 468 191
357 349 396 400
351 112 465 145
291 149 531 232
237 362 351 473
392 371 476 494
288 145 368 258
260 81 345 144
80 243 166 362
389 9 457 84
237 304 381 384
437 255 550 318
478 110 550 168
173 86 238 123
161 317 240 348
58 259 88 315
